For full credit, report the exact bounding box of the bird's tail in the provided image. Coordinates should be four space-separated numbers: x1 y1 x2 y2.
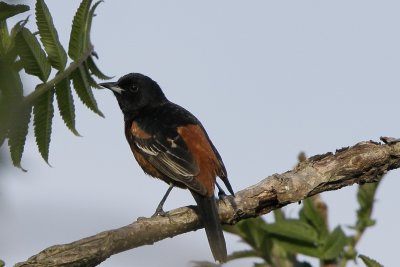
191 192 227 263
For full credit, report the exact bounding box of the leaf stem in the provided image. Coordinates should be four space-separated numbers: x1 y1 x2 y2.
23 44 94 106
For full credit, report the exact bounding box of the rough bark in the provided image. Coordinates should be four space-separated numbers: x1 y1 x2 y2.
14 139 400 267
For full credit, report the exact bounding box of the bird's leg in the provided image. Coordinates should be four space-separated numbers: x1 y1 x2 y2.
152 184 174 217
215 182 242 222
216 182 227 199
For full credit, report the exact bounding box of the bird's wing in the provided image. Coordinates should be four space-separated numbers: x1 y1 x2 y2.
209 142 234 196
134 132 207 195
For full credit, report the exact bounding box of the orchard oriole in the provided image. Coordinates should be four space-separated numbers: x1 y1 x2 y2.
100 73 234 262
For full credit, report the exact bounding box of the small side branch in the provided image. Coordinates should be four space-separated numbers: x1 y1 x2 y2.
15 140 400 267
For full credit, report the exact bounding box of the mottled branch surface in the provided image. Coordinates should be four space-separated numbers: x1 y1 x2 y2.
15 140 400 267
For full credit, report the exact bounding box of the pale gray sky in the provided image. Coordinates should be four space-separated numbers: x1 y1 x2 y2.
1 1 400 267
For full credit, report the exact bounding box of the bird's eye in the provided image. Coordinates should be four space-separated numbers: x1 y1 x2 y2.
131 85 139 92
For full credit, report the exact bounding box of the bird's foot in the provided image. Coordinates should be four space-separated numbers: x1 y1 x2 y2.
218 189 227 200
151 184 174 218
151 207 168 217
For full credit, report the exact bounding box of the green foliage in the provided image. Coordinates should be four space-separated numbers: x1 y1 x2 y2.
210 182 382 267
300 197 328 239
0 0 109 168
261 200 347 262
319 226 347 260
15 27 51 81
192 261 221 267
87 55 112 80
35 0 67 70
356 182 379 230
359 254 383 267
0 2 29 21
55 76 79 135
68 0 92 60
338 182 381 265
85 1 102 52
225 217 273 262
8 106 32 171
0 20 9 55
263 219 319 245
33 85 54 163
72 65 103 116
0 62 24 147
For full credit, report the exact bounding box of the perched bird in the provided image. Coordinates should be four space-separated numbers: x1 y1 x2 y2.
100 73 234 262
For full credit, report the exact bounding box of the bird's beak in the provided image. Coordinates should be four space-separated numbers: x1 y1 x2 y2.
98 82 124 94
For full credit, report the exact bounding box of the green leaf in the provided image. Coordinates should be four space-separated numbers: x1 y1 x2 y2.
273 209 285 222
359 254 383 267
358 183 379 212
263 219 319 245
0 59 23 98
68 0 92 60
0 20 10 55
274 239 320 258
228 217 269 249
71 66 103 117
10 18 27 40
33 85 54 163
264 219 321 259
300 198 329 239
319 226 347 260
0 90 7 146
227 250 260 261
269 240 296 267
55 77 79 135
0 62 24 146
0 114 7 147
356 183 379 230
84 1 102 50
3 19 29 65
15 27 51 81
35 0 67 70
84 2 111 84
82 61 101 88
0 2 29 21
225 217 272 262
8 105 32 171
87 56 112 80
192 261 221 267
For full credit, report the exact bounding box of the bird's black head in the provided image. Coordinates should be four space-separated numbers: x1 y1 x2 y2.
100 73 167 119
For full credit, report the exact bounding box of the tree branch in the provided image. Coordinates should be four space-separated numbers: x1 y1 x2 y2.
14 139 400 267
